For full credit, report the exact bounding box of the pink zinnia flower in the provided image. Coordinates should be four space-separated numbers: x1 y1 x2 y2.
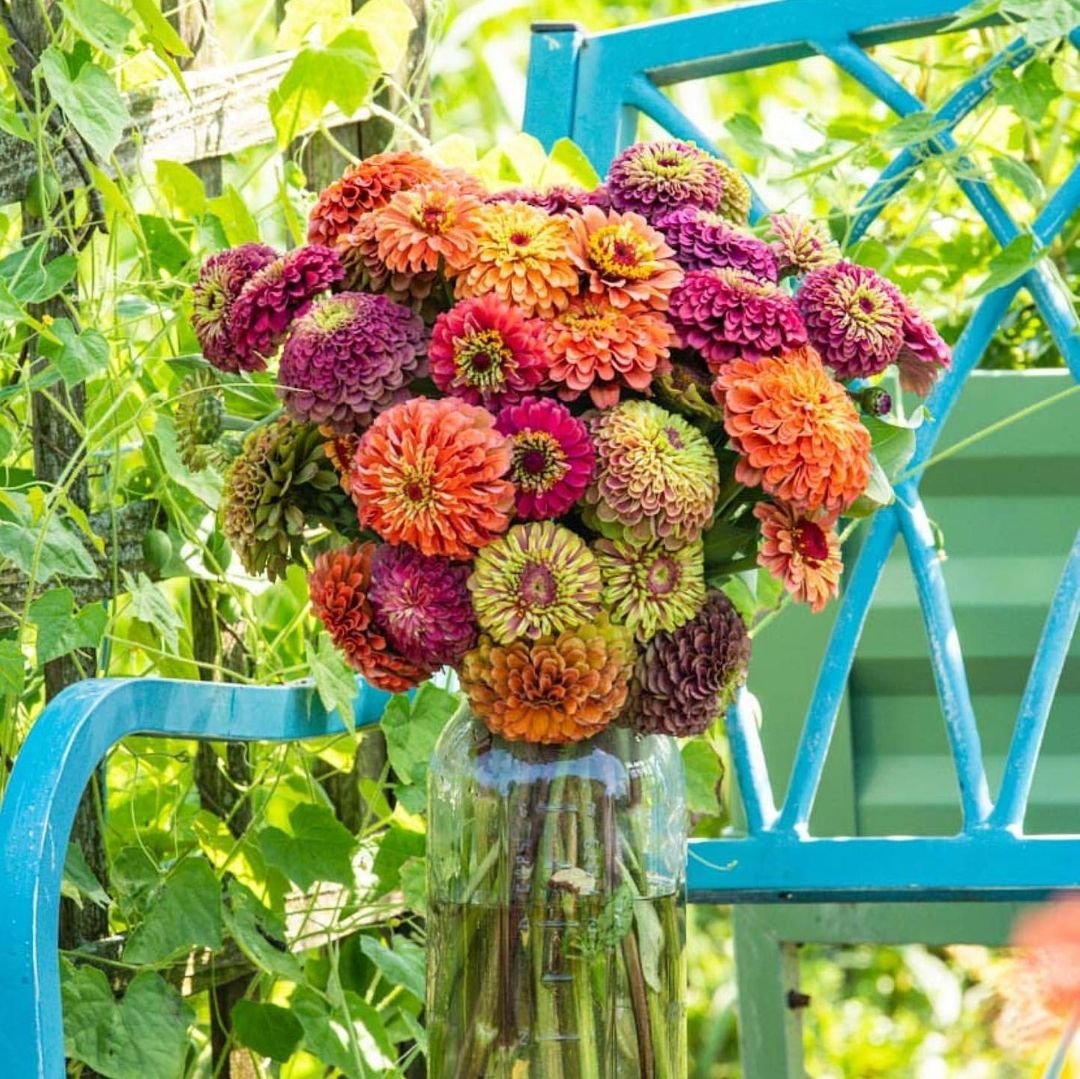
496 397 595 520
896 302 951 396
656 207 779 279
766 213 841 278
668 267 807 371
485 185 611 214
754 502 843 613
368 545 477 668
190 243 277 371
607 140 727 220
428 295 548 409
796 261 905 380
228 245 344 371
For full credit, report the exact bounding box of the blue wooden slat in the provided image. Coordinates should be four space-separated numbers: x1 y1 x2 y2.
0 677 388 1079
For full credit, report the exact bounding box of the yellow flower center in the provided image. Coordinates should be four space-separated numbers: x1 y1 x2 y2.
412 196 453 235
587 224 657 281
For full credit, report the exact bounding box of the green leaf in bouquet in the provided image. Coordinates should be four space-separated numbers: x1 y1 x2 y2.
477 132 551 186
863 413 919 482
543 137 603 189
846 454 895 518
232 1001 304 1062
124 857 224 964
258 802 356 890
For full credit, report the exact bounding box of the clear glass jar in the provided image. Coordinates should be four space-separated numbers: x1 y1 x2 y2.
426 705 687 1079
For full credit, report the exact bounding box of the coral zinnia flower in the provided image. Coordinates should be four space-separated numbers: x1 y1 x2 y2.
754 502 842 613
797 260 906 380
336 213 438 306
656 207 779 279
545 296 675 408
191 243 277 371
766 213 841 278
454 202 579 317
278 292 426 433
468 521 603 643
460 615 635 744
307 150 443 247
627 590 750 737
428 296 548 409
896 302 951 396
350 397 514 559
228 245 344 371
607 140 728 221
585 400 720 549
495 397 595 520
568 205 683 311
371 181 484 276
714 347 872 515
1011 894 1080 1021
595 535 706 642
367 544 476 668
308 543 431 692
668 267 807 371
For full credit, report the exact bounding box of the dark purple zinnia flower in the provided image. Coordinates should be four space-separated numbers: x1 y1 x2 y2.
485 184 609 214
667 267 807 371
626 590 750 737
796 261 905 380
191 243 277 371
228 244 344 371
278 292 425 433
607 139 728 221
766 213 841 278
656 206 779 279
896 302 951 396
368 544 477 668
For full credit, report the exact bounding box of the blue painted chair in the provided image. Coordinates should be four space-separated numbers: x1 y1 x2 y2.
2 1 1079 1075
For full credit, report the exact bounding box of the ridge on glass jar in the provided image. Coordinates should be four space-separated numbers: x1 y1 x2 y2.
427 704 687 1079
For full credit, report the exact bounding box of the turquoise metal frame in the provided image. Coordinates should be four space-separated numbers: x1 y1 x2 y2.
1 1 1079 1073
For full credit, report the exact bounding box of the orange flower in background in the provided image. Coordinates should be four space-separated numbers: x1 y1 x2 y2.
308 543 431 693
372 182 485 275
460 615 635 744
545 296 675 408
754 502 842 613
454 202 580 317
714 346 871 515
307 150 443 247
1012 894 1080 1019
567 204 683 311
350 397 515 560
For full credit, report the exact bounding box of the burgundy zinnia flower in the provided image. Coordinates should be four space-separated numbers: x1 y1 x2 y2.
796 261 905 380
428 295 549 409
228 245 344 371
190 243 277 371
896 302 951 396
656 207 779 279
668 267 807 371
368 545 477 668
278 292 426 433
496 397 595 520
485 185 610 214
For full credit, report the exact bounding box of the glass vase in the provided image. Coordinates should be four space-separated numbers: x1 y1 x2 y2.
426 704 687 1079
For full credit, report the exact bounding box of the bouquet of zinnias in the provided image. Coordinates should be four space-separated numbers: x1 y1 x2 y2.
189 139 947 744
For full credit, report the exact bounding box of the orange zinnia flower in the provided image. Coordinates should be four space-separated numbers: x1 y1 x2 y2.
453 202 580 317
568 204 683 311
371 181 485 276
713 346 871 515
754 502 842 613
350 397 515 560
1012 894 1080 1020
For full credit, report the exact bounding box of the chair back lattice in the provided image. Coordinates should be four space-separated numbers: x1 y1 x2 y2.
523 0 1080 902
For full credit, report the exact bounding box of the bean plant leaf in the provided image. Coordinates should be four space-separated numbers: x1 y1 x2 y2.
258 802 356 890
155 160 207 218
222 879 303 981
990 155 1044 202
381 682 459 788
232 1001 304 1062
307 633 358 730
124 857 224 964
972 234 1042 297
39 46 130 161
0 639 25 697
61 0 134 55
268 29 382 147
130 0 193 56
29 588 108 664
62 841 111 909
682 741 724 817
292 986 396 1074
360 935 425 1002
351 0 417 71
62 963 194 1079
0 500 99 581
121 571 184 651
0 238 77 304
993 60 1059 121
38 318 110 386
863 414 918 481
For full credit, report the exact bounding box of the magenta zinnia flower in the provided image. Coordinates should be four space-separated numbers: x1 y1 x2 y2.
796 261 905 380
496 397 595 520
368 544 477 668
191 243 277 371
668 267 807 371
656 207 778 279
896 302 951 396
485 185 610 214
607 140 727 220
428 295 549 409
228 245 344 371
278 292 426 433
